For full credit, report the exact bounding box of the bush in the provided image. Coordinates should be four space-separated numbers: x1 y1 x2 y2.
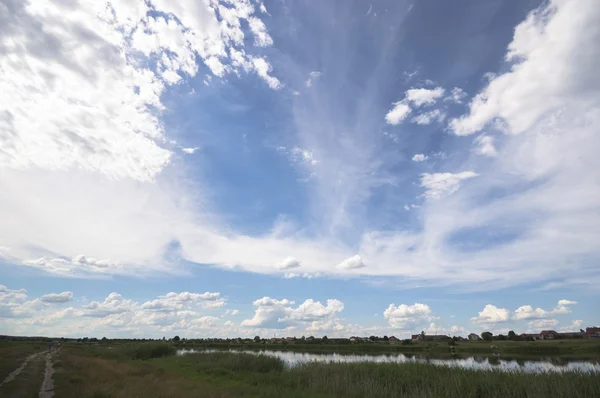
193 352 285 373
123 343 177 360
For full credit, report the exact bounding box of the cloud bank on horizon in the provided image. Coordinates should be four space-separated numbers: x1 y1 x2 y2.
1 0 599 336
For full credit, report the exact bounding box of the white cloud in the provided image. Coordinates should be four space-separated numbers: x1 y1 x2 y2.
405 87 445 107
554 299 577 314
182 147 199 154
385 101 412 125
251 58 283 90
276 256 301 270
557 299 577 306
0 284 27 305
412 109 446 125
513 300 577 320
247 17 273 47
423 322 465 336
141 292 225 311
0 0 280 185
420 172 478 199
528 319 559 330
450 0 600 136
560 319 584 332
473 135 497 157
23 255 121 276
305 71 322 88
513 305 549 320
1 287 233 337
444 87 467 104
336 255 365 270
290 147 319 166
41 292 73 303
412 154 428 162
471 304 510 324
283 272 321 279
383 303 433 329
241 297 344 329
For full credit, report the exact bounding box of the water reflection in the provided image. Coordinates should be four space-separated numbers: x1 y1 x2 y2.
177 349 600 374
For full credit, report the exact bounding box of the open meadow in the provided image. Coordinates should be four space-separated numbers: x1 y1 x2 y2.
2 340 599 397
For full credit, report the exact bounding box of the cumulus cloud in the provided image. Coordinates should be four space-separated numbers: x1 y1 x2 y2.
336 255 365 270
405 87 445 106
0 0 280 184
2 287 233 337
252 58 283 90
385 101 412 125
41 291 73 303
560 319 584 332
241 297 344 329
412 154 428 162
449 0 600 136
528 319 559 330
276 256 301 270
470 304 510 324
420 172 478 199
383 303 433 329
513 299 577 320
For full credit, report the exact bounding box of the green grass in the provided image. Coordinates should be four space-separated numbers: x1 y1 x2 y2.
0 341 45 382
121 342 177 360
50 343 600 397
150 352 600 398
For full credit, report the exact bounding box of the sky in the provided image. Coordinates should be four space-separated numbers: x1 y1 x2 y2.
1 0 599 339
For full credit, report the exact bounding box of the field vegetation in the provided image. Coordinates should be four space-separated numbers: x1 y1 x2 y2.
49 342 600 398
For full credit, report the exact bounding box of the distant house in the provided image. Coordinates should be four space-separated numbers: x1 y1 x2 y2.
540 330 558 340
411 334 421 341
349 336 358 342
387 336 400 344
468 333 482 341
557 332 585 339
586 327 600 339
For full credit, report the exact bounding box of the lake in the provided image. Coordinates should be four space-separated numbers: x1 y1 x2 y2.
177 348 600 374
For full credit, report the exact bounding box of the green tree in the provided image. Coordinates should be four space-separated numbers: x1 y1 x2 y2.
481 332 493 341
383 335 389 341
420 331 426 340
508 330 516 340
322 335 328 342
254 335 260 343
173 335 180 342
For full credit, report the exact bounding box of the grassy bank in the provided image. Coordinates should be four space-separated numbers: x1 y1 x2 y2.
184 339 600 357
52 345 600 398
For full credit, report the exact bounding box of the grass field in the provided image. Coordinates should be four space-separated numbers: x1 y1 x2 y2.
0 341 49 398
2 340 599 397
47 342 600 398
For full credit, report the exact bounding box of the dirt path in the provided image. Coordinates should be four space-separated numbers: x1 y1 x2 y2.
0 351 44 387
39 349 58 398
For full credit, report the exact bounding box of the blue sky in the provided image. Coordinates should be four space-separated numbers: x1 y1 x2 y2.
1 0 599 338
